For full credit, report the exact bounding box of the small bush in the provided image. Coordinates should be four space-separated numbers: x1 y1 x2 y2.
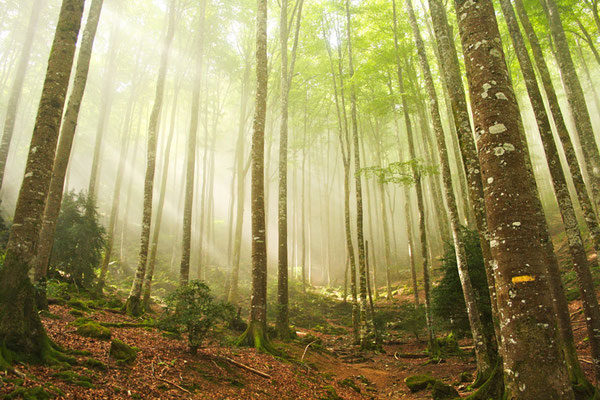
158 280 228 354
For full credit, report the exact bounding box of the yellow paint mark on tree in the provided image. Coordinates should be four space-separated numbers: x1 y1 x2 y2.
512 275 536 283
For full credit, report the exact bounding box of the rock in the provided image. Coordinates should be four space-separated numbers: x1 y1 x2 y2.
77 322 111 340
405 374 436 392
432 381 459 400
109 339 138 365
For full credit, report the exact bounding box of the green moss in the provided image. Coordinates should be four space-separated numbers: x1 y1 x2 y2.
68 309 85 317
67 300 90 311
319 385 343 400
236 321 279 355
39 311 61 320
52 371 94 389
432 381 459 400
109 339 138 365
339 377 361 393
1 386 56 400
405 374 436 392
76 323 111 340
84 358 108 371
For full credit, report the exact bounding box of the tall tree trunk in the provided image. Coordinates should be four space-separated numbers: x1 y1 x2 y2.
142 84 181 306
406 0 493 376
0 0 84 360
33 0 104 301
87 23 118 203
345 0 370 349
125 0 176 316
0 0 46 191
227 64 252 304
391 0 434 347
453 0 574 396
501 0 600 383
180 2 207 286
237 0 271 351
540 0 600 208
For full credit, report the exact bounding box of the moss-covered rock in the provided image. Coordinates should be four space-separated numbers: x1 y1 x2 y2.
52 371 94 389
84 358 108 371
432 381 459 399
109 339 138 365
76 323 111 340
405 374 436 392
67 299 90 311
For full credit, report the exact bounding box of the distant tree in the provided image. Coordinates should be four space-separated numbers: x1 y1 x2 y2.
0 0 84 364
0 0 47 190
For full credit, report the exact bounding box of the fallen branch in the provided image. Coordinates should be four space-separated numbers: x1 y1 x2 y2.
301 340 318 363
151 361 191 394
223 357 271 379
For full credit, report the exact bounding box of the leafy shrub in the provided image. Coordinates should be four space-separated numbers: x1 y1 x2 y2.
431 228 493 337
49 191 105 288
158 280 228 354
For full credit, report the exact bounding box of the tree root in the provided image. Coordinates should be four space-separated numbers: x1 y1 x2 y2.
124 295 143 317
236 321 279 355
465 363 504 400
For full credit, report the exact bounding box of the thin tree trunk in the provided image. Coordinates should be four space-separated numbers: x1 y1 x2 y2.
0 0 46 191
125 1 176 316
406 0 493 376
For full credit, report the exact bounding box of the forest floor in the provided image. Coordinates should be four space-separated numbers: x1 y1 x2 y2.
0 289 595 399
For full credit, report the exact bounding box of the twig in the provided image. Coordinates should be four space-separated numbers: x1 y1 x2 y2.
223 357 271 379
151 360 191 394
301 340 318 363
211 360 226 374
580 358 594 365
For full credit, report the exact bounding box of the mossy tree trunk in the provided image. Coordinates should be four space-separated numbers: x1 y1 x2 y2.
453 0 574 396
0 0 84 361
34 0 104 305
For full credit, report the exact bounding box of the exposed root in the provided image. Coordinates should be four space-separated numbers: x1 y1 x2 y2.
124 295 143 317
236 321 279 355
466 363 504 400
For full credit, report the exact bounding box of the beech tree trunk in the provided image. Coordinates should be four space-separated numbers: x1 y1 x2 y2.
453 0 574 396
34 0 104 300
126 0 176 316
0 0 46 191
406 0 493 376
238 0 270 350
540 0 600 208
0 0 84 360
501 0 600 382
345 0 370 349
180 2 207 286
391 0 434 348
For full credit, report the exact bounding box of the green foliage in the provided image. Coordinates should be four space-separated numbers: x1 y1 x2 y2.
361 159 438 186
158 280 228 354
49 191 105 288
431 228 493 337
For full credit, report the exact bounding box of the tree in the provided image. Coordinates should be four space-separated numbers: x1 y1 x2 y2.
180 1 207 286
34 0 105 305
405 0 493 378
0 0 84 364
452 0 574 396
237 0 272 351
125 0 177 316
0 0 47 191
276 0 304 339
